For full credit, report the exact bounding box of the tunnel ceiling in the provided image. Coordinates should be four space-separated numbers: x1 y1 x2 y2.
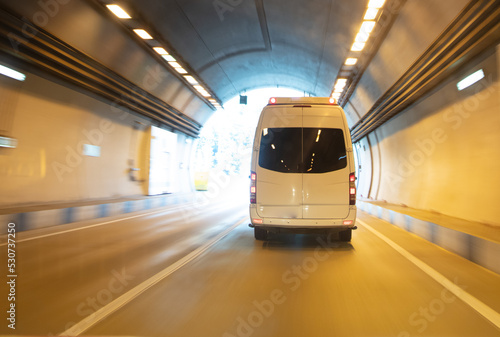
132 0 367 102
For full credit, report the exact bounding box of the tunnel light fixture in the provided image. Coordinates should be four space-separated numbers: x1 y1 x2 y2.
0 64 26 81
360 21 376 34
184 75 198 84
368 0 385 8
133 29 153 39
334 79 347 92
162 55 176 62
355 32 370 43
194 85 211 97
168 62 182 68
457 69 484 91
364 8 379 20
331 0 386 101
153 47 168 55
100 2 219 110
106 4 131 19
345 58 358 65
0 136 18 148
174 67 188 74
351 42 365 51
335 79 347 90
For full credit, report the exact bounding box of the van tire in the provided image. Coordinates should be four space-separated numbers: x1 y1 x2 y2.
339 229 352 242
254 227 268 240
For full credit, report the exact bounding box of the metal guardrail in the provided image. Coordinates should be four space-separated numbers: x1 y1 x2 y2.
0 8 203 138
348 0 500 143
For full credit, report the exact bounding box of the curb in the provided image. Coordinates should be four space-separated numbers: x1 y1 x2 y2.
358 201 500 275
0 193 194 234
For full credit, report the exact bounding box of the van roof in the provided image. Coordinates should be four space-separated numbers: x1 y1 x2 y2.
268 97 338 106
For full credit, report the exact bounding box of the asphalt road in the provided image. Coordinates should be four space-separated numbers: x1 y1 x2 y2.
1 193 499 336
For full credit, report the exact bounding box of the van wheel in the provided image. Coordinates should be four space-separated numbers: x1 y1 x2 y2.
254 227 268 240
339 229 352 242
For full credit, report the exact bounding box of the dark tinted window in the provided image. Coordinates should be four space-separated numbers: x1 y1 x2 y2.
259 128 347 173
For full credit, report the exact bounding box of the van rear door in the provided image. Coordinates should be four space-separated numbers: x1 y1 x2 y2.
302 106 350 219
255 106 303 219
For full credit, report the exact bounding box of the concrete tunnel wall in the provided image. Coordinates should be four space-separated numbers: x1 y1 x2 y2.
344 0 500 227
0 0 213 206
0 0 215 125
0 67 195 206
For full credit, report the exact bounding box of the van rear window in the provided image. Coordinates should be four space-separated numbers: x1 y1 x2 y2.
259 128 347 173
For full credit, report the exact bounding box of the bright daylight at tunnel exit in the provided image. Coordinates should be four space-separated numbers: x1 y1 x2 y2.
0 0 499 336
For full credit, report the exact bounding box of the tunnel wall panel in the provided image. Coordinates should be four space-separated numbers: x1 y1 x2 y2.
348 0 469 120
0 0 213 125
0 68 195 206
370 46 500 226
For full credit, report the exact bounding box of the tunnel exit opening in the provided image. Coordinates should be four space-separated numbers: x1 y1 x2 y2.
191 87 304 195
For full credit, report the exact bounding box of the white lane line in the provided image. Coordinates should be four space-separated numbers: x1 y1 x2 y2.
0 204 190 246
59 216 248 336
357 218 500 330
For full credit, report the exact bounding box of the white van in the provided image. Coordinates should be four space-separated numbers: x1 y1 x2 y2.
249 97 357 241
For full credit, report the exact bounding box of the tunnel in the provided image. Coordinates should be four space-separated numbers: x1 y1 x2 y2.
0 0 499 336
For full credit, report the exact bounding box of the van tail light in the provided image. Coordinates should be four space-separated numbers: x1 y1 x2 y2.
250 171 257 204
349 173 356 205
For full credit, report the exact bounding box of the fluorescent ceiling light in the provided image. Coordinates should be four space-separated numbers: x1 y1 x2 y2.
168 62 181 68
331 92 341 99
368 0 385 8
364 8 378 20
184 75 198 84
334 81 347 90
0 64 26 81
153 47 168 55
175 67 188 74
133 29 153 39
457 69 484 91
162 55 176 62
351 42 365 51
106 5 131 19
360 21 376 34
345 58 358 65
208 99 217 103
194 85 211 96
336 78 347 85
355 32 369 43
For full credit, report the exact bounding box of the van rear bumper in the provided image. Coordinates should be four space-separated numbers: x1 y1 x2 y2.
249 205 357 230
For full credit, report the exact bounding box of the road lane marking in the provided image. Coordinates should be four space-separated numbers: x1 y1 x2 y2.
59 216 248 336
0 203 195 246
357 218 500 330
